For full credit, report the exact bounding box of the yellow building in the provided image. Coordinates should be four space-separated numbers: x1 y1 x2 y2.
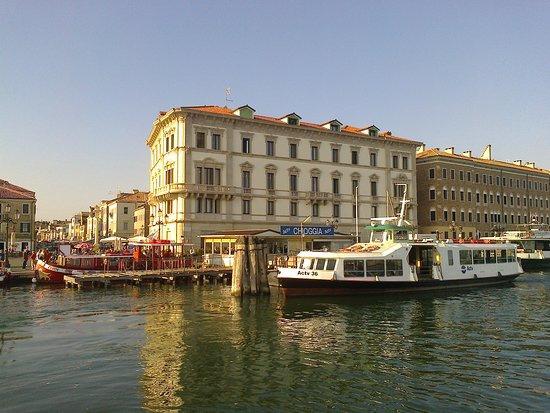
0 179 37 251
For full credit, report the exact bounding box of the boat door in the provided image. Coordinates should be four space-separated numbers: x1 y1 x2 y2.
408 245 436 280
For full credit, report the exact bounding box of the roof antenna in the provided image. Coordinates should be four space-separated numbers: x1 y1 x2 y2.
225 87 233 107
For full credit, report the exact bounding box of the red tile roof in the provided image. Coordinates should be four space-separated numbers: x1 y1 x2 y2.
162 105 422 145
0 180 36 200
417 148 550 175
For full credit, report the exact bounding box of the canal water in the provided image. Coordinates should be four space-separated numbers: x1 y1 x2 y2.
0 273 548 412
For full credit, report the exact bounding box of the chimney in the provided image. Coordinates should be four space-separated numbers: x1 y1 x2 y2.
525 161 535 168
513 160 522 166
480 144 492 160
444 147 455 154
462 150 472 157
416 144 426 153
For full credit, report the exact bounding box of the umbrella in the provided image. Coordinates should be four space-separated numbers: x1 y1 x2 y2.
74 242 92 249
99 236 128 243
128 236 149 243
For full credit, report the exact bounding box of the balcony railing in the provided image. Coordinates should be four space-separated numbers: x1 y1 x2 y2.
153 184 234 198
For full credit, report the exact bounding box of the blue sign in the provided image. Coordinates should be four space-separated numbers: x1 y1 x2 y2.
280 225 335 236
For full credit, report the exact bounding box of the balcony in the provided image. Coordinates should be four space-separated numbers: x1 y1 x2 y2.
308 191 330 204
152 184 234 200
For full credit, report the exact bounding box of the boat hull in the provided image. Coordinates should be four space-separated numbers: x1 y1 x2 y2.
519 258 550 271
278 273 522 296
35 260 96 284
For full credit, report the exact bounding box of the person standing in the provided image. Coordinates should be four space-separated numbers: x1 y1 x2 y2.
30 250 36 270
23 248 30 269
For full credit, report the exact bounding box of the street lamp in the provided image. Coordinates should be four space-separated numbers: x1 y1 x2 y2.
300 215 311 250
1 204 20 268
150 208 168 240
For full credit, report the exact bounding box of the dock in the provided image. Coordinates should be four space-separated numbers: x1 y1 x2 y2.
64 267 232 289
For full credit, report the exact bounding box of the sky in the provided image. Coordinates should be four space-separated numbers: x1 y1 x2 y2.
1 1 549 220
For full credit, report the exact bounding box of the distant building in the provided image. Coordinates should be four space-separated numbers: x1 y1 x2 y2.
0 179 37 251
68 211 90 241
35 219 70 242
146 104 420 251
133 203 150 237
416 145 550 238
87 190 148 241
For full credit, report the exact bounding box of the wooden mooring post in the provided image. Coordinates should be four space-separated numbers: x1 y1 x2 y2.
231 236 270 297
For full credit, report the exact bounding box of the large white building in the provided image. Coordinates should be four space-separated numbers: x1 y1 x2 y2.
147 105 421 252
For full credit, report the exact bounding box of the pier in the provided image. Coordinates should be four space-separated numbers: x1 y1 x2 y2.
63 266 232 289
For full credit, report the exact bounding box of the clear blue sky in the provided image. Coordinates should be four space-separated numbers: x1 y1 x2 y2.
1 1 549 220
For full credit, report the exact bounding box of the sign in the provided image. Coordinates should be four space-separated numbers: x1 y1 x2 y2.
280 225 335 236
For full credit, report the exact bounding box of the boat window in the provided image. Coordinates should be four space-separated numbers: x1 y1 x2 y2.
315 259 327 270
300 258 314 269
343 260 365 277
496 250 507 263
485 250 496 264
386 260 403 277
366 260 385 277
506 249 516 262
473 250 485 264
459 250 473 265
325 259 336 271
535 241 545 251
522 241 535 253
447 250 454 266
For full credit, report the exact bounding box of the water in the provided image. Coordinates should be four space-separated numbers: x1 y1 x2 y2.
1 273 549 412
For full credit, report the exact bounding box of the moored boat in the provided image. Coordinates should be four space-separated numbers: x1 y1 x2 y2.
278 186 524 296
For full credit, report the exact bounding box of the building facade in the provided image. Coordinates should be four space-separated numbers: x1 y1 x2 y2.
68 211 90 241
87 191 148 242
133 203 151 237
417 145 550 238
146 105 420 250
0 179 37 251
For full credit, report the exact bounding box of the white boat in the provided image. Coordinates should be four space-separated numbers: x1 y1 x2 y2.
482 226 550 270
277 186 524 296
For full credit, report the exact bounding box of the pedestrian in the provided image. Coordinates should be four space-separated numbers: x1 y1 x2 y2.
23 248 30 269
30 250 37 270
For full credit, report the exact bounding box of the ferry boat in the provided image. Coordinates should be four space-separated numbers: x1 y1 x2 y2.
278 187 523 296
482 226 550 270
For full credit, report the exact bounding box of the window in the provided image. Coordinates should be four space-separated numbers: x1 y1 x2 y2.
311 146 319 161
475 173 479 183
315 258 327 270
266 172 275 190
196 132 205 148
473 250 485 264
242 200 251 215
165 168 174 184
443 168 447 179
371 181 378 196
242 171 251 189
386 260 403 276
447 250 454 266
451 189 456 200
332 178 340 194
170 134 175 149
467 172 471 181
443 189 448 200
371 205 378 218
485 250 496 264
242 137 251 153
333 203 340 218
429 189 436 200
290 201 298 216
450 169 455 180
351 150 358 165
430 210 436 221
326 259 336 271
289 143 297 159
344 260 364 277
311 176 319 192
443 210 448 221
204 168 214 185
123 207 129 215
352 179 359 193
312 202 319 217
332 148 339 163
370 152 377 167
392 155 399 169
287 117 298 125
166 200 173 214
20 223 30 233
212 133 221 150
165 136 170 152
266 140 275 156
468 191 472 202
196 198 202 213
366 260 385 277
22 204 30 214
507 249 516 262
429 168 435 179
330 124 340 132
459 170 464 180
299 258 314 269
393 184 405 198
459 250 473 265
290 174 298 192
402 156 409 170
267 200 275 216
496 249 507 263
